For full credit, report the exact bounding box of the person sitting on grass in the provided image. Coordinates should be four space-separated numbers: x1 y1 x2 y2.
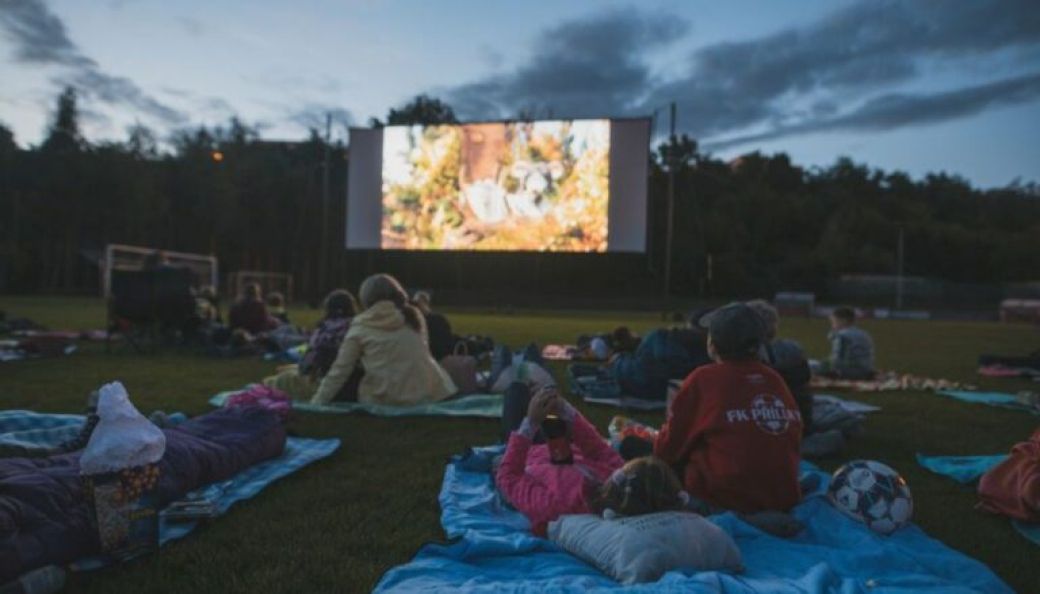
746 299 814 434
266 292 290 325
412 290 456 360
654 302 803 533
498 386 691 536
311 274 456 406
814 306 875 380
265 289 360 399
229 283 280 335
607 311 712 400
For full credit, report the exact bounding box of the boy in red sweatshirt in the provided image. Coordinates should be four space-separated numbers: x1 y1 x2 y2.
654 302 803 515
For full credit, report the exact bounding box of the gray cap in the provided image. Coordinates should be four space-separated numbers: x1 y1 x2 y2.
700 302 765 358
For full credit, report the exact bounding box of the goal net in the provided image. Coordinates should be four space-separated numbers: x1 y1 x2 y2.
227 271 295 302
102 244 219 298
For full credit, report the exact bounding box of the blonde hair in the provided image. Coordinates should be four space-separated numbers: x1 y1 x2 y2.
593 457 686 517
359 274 423 332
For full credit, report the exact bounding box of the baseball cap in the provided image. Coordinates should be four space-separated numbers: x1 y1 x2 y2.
699 302 765 359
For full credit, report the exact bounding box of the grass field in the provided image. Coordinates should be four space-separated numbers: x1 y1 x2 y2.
1 296 1038 593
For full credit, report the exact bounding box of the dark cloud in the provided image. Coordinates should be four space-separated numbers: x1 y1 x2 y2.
448 9 689 119
648 0 1040 138
704 72 1040 150
445 0 1040 144
0 0 187 125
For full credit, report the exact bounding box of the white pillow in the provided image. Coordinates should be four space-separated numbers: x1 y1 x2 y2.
548 511 743 585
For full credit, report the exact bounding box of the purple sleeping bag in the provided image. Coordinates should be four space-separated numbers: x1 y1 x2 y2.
0 406 286 581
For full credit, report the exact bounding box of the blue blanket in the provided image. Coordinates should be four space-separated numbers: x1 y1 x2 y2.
376 446 1012 593
935 391 1039 415
916 454 1040 547
211 389 504 418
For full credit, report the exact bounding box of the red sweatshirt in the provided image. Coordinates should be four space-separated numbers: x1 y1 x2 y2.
654 359 802 514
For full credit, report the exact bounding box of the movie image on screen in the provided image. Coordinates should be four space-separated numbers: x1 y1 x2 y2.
381 120 610 251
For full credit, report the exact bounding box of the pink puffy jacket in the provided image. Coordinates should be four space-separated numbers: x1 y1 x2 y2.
496 411 624 536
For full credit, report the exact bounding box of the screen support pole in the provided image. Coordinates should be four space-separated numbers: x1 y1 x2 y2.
663 102 677 316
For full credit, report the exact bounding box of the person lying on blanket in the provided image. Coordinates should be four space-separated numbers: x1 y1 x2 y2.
498 387 692 536
654 302 804 532
812 306 876 380
311 274 456 406
606 311 713 400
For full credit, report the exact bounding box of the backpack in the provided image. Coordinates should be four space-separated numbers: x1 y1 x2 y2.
440 342 480 396
977 427 1040 522
299 318 351 377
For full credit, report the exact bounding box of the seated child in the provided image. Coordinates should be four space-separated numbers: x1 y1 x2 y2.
266 289 360 399
654 302 803 516
746 299 814 434
497 387 687 536
266 292 290 325
815 306 875 380
229 283 280 334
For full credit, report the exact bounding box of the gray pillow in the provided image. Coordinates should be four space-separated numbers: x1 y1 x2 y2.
548 511 743 585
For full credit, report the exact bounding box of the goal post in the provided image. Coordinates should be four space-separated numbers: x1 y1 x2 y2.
102 244 219 298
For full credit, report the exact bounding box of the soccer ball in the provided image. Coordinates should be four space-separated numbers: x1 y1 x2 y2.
827 460 913 535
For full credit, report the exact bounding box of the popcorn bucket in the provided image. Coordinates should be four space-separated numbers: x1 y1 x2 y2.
82 463 161 559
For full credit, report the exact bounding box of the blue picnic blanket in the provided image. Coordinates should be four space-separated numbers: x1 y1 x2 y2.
916 454 1040 546
375 446 1012 593
210 388 504 418
0 410 340 572
935 391 1039 415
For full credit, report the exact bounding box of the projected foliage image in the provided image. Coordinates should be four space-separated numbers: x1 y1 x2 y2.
381 120 610 251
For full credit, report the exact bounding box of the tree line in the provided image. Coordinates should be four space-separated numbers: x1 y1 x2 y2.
0 88 1037 303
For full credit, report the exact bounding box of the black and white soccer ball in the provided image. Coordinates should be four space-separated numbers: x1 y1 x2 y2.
827 460 913 535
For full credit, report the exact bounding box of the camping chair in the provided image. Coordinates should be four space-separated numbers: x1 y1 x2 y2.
107 268 195 354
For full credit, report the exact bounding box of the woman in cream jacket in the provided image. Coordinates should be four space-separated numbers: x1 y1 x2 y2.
311 274 457 406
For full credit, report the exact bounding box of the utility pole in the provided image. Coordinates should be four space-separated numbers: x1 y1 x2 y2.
663 102 677 314
896 226 905 310
319 113 332 298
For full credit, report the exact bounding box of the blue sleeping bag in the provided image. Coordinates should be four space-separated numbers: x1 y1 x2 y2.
610 329 708 400
0 406 286 581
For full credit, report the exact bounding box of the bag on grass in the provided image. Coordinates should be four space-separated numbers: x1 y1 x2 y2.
226 385 292 419
977 426 1040 522
440 342 480 396
548 511 742 585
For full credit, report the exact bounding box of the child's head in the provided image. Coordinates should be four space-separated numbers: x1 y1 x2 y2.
412 290 432 313
266 292 285 309
593 457 687 518
198 285 217 301
243 283 261 301
324 289 359 319
703 302 764 361
830 306 856 330
746 299 779 340
610 326 638 352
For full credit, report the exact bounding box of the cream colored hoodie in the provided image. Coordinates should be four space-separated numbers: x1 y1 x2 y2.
311 300 457 406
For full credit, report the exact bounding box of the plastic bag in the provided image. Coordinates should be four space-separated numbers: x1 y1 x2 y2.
80 382 167 475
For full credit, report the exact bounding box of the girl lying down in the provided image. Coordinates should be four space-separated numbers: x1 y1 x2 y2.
495 386 689 536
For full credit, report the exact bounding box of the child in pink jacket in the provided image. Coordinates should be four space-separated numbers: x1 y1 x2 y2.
495 388 624 536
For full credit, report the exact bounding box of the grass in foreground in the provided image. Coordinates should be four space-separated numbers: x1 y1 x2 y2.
0 296 1038 593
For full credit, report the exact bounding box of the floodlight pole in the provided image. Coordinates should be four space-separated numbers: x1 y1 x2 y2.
320 113 332 297
663 102 677 313
896 226 905 310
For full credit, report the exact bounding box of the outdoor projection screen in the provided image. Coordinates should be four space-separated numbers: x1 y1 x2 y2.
347 118 649 252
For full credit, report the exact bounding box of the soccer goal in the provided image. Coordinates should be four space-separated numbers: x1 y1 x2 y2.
226 271 295 302
102 244 219 298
